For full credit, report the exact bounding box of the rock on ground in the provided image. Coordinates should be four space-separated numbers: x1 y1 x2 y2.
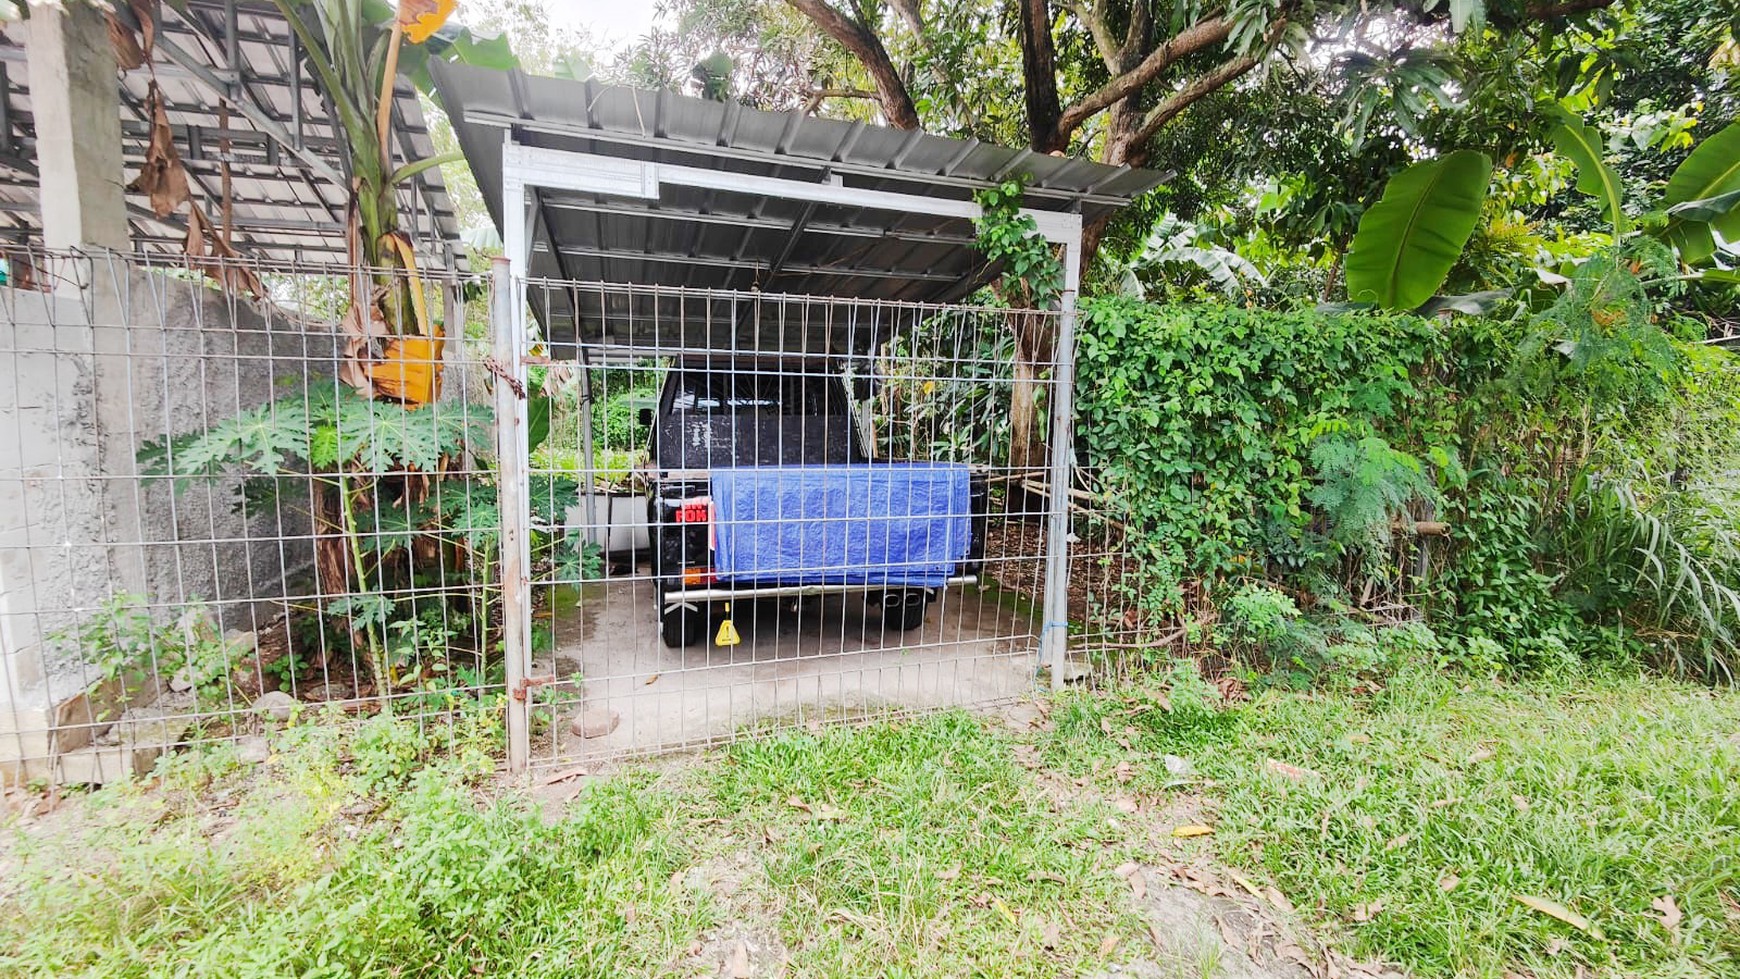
251 691 298 724
570 707 621 739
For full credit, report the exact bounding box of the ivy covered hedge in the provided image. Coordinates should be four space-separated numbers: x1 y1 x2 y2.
1075 299 1456 601
1071 296 1740 681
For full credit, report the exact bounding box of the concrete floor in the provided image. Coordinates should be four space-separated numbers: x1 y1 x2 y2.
531 575 1041 761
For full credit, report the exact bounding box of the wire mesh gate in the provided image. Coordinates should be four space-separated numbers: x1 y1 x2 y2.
498 268 1073 769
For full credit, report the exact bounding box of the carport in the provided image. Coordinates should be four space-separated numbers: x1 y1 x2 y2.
432 63 1163 768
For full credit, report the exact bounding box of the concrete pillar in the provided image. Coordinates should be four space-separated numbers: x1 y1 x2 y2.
24 0 128 254
4 3 131 782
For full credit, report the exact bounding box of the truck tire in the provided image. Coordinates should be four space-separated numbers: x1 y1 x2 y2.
661 603 706 648
882 591 928 632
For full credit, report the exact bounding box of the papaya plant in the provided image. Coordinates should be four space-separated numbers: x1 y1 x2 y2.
138 387 594 696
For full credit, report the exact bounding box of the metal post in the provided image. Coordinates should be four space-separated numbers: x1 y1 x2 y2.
1042 239 1083 690
577 340 600 547
492 257 532 772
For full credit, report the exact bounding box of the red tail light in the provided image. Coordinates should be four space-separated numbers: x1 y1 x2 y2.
674 498 711 523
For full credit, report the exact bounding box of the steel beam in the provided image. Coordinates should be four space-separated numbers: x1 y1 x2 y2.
500 141 1081 244
470 109 1136 212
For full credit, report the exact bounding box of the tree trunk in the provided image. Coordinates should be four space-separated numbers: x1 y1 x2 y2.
1007 308 1056 519
1019 0 1064 151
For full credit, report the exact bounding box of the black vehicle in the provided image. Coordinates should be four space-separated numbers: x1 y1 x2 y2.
644 358 988 648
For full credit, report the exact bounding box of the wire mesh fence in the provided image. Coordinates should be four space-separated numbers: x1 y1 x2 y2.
0 249 498 783
2 248 1193 784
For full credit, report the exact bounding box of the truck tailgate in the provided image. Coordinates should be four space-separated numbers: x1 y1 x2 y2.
709 463 972 587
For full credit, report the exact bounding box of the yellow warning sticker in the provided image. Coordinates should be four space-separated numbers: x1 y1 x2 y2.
715 618 741 646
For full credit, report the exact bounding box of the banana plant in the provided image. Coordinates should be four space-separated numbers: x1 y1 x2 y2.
269 0 514 393
1343 149 1493 310
1111 214 1267 299
1341 113 1740 314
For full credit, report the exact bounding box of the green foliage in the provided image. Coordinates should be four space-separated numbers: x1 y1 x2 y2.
1661 120 1740 263
1076 299 1454 616
1344 150 1495 310
1190 669 1740 979
51 594 240 709
0 716 697 977
138 379 597 693
972 178 1062 308
1549 110 1629 233
139 385 490 499
1307 434 1440 569
1560 473 1740 682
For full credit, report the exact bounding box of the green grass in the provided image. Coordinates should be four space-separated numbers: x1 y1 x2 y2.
679 714 1145 976
1037 666 1740 979
3 670 1735 978
0 717 711 977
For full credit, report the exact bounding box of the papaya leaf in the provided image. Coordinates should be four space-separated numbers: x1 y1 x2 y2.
1550 112 1628 233
1344 150 1493 310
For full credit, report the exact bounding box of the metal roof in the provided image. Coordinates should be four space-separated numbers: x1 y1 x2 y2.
0 0 461 269
432 61 1165 347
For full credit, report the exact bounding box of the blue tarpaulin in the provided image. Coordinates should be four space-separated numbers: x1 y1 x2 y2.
709 463 972 587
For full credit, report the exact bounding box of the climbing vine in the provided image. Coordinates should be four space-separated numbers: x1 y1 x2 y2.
973 178 1063 308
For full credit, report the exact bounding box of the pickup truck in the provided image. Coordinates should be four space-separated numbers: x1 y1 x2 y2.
644 358 988 648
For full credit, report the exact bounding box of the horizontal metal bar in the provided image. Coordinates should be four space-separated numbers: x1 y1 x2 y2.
671 575 979 603
502 142 1083 244
540 196 979 246
545 244 960 282
472 108 1134 212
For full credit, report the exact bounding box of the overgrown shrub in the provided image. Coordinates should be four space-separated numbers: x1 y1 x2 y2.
1075 288 1740 681
1075 300 1456 618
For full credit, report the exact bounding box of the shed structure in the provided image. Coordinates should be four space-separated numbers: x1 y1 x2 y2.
435 63 1163 769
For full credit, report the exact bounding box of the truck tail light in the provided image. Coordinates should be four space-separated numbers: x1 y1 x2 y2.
682 566 716 585
673 498 712 524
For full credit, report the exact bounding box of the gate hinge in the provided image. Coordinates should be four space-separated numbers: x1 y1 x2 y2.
511 674 560 701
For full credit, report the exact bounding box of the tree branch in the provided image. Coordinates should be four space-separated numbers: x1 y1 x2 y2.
1060 0 1121 71
1126 48 1263 153
1020 0 1065 150
1117 0 1152 67
802 87 882 115
1054 14 1235 140
1525 0 1616 16
1120 17 1289 164
887 0 924 36
784 0 922 129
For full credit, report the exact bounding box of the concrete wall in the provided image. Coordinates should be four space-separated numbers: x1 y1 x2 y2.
1 261 337 779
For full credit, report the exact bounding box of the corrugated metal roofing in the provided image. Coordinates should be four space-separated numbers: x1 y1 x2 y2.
432 61 1165 348
0 0 461 269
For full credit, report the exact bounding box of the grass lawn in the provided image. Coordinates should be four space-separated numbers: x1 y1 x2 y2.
2 667 1735 978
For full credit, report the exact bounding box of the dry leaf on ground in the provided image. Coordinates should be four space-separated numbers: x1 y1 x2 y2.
1652 894 1682 938
1266 758 1320 781
1041 919 1062 950
1350 900 1384 923
1514 895 1604 939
